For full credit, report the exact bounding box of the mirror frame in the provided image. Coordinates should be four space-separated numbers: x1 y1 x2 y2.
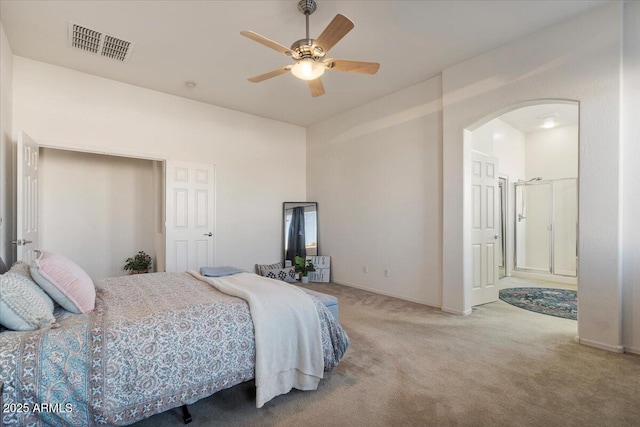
283 202 319 266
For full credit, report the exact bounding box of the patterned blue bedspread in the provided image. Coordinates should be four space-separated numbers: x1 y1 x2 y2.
0 272 349 426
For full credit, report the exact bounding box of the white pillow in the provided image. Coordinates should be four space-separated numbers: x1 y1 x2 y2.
264 266 297 283
0 272 56 331
256 262 284 276
8 261 32 279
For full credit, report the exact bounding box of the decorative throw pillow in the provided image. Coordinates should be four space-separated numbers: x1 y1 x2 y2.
8 261 32 279
30 251 96 314
256 262 283 276
264 266 297 283
0 272 56 331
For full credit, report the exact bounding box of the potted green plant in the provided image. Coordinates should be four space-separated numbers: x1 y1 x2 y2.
123 251 152 274
294 256 315 283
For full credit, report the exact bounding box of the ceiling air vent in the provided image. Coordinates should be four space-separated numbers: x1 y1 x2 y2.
69 22 134 62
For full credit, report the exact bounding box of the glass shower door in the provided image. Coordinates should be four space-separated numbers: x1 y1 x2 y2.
553 179 578 276
515 182 552 273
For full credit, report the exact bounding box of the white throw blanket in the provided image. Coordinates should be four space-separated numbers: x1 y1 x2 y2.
188 271 324 407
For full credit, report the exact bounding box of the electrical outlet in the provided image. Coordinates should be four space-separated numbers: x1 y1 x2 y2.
363 265 369 273
384 268 390 277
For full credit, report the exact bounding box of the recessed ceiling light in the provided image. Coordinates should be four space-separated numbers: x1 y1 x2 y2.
538 112 560 129
185 81 197 88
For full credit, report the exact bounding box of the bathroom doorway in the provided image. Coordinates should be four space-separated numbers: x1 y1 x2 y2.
468 101 579 307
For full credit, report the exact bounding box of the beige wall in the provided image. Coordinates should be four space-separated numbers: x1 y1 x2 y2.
307 77 442 306
622 0 640 354
11 57 307 272
0 25 13 264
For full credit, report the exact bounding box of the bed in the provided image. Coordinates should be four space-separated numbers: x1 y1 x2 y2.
0 264 349 426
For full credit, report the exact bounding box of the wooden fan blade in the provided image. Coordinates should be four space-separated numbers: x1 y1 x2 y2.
308 77 325 97
241 30 293 56
324 59 380 74
248 66 291 83
314 14 354 54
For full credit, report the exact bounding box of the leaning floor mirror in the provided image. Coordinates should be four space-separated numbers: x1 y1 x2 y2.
283 202 318 266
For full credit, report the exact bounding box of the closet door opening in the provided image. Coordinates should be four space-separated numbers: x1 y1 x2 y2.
39 147 163 279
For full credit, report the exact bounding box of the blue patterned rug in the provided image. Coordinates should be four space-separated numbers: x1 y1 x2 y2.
499 287 577 320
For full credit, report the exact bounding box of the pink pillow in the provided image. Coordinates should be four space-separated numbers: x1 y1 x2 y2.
30 251 95 314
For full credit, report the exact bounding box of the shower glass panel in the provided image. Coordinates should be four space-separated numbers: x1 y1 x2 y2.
553 179 578 276
514 178 578 277
515 182 551 272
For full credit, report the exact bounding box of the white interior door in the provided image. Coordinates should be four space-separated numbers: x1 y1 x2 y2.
470 151 499 306
165 161 215 272
15 132 40 263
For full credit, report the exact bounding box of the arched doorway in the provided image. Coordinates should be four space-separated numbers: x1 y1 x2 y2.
461 100 579 313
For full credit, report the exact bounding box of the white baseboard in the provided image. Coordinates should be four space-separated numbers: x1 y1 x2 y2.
624 346 640 355
332 280 440 309
575 336 625 353
441 306 473 315
511 270 577 286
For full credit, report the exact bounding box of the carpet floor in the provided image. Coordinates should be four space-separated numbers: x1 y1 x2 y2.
134 282 640 427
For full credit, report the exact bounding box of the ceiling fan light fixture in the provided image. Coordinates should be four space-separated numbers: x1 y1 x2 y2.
290 58 325 81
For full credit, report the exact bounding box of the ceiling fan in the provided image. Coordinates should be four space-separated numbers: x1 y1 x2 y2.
241 0 380 97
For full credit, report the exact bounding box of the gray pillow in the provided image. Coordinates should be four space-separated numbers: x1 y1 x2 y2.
0 272 56 331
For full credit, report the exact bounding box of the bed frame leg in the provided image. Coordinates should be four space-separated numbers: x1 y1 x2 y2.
181 404 193 424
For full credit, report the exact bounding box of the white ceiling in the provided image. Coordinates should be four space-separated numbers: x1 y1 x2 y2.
500 103 579 133
0 0 608 127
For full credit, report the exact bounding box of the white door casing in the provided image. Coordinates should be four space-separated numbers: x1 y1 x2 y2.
16 132 40 263
165 161 215 272
470 151 499 306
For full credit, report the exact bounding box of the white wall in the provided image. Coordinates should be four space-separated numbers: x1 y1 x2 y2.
622 0 640 355
0 24 13 265
307 77 442 306
442 3 625 350
526 125 578 180
11 57 307 273
39 148 158 279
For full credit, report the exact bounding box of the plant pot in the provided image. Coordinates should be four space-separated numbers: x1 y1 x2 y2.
301 276 310 284
131 270 148 275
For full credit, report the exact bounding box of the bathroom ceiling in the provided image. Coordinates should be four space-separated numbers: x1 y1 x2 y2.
500 103 580 134
0 0 608 127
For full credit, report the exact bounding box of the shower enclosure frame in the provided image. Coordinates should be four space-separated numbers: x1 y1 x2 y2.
498 176 508 279
513 177 578 278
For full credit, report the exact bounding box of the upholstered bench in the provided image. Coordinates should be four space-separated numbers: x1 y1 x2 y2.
300 287 339 321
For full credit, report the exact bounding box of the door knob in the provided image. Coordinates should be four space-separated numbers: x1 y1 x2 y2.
494 234 500 239
11 239 33 246
204 232 213 237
